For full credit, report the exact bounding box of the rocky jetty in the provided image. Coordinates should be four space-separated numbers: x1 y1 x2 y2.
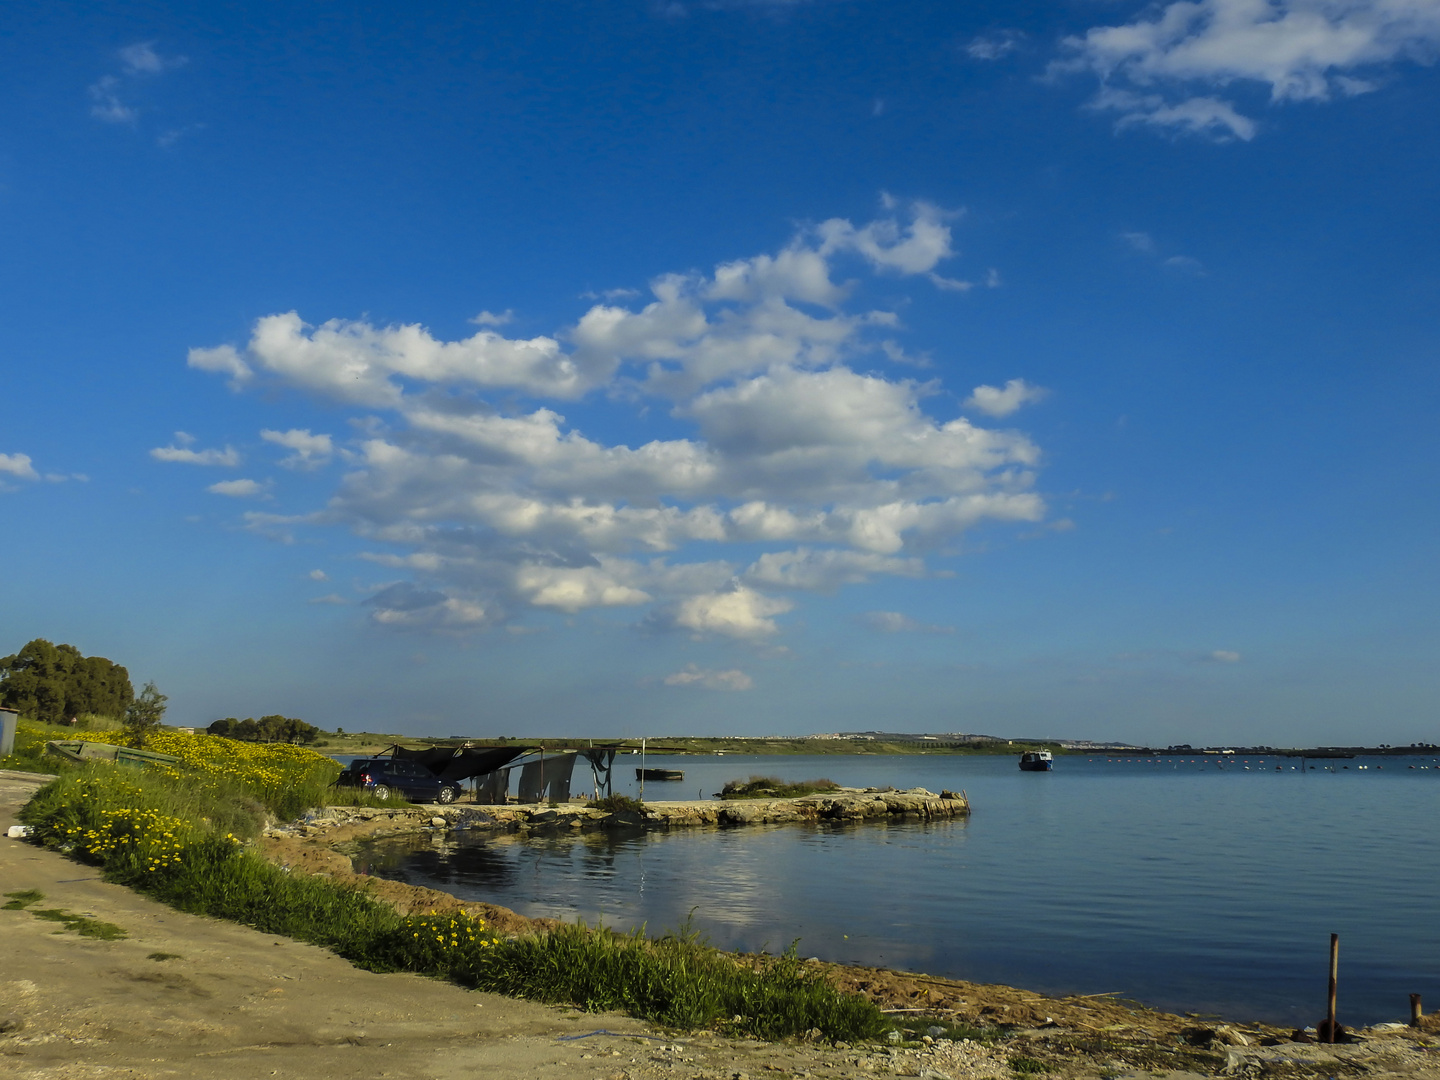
261 786 968 841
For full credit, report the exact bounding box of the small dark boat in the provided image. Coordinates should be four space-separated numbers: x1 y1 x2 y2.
1019 751 1053 772
637 768 684 781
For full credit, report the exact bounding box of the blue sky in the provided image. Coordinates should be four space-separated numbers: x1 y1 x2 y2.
3 0 1438 745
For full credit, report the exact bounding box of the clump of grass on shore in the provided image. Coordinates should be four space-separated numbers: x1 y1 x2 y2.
586 794 646 814
17 754 885 1043
720 776 841 800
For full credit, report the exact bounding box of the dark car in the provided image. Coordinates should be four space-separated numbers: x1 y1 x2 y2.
334 757 462 804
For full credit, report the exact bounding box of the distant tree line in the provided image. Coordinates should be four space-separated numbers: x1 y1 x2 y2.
0 639 134 725
207 715 320 744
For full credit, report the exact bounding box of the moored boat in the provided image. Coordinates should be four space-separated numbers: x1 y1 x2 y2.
637 768 684 781
1019 750 1053 772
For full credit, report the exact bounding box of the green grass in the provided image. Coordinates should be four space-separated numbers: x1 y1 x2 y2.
4 889 126 939
0 719 71 774
32 907 127 940
719 776 841 800
1009 1055 1057 1074
447 921 888 1041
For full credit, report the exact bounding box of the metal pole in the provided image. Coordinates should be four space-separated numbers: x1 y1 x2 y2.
640 738 646 800
1411 993 1423 1027
1327 933 1339 1043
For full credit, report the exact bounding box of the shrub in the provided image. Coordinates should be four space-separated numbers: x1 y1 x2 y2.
587 794 646 814
720 776 841 800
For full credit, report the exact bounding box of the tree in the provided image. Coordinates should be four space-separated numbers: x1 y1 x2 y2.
0 639 133 725
124 682 168 749
207 714 319 744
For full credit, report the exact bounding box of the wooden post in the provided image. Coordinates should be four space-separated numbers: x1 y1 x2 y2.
1326 933 1339 1043
1411 994 1423 1027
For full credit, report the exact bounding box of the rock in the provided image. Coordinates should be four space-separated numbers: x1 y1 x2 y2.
926 1026 947 1039
430 816 446 827
1213 1024 1251 1046
0 1014 24 1033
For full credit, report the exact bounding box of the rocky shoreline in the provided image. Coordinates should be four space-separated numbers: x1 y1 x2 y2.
261 785 971 843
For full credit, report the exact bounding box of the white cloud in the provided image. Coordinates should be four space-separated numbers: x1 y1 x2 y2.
206 478 268 498
1055 0 1440 138
88 76 137 124
864 610 956 634
89 42 186 127
118 42 185 75
1207 649 1242 662
0 453 39 480
964 378 1049 418
816 200 959 276
187 344 253 389
662 664 754 691
744 548 924 591
150 436 241 467
307 593 347 605
183 207 1053 636
967 31 1023 60
470 309 514 326
667 586 793 640
261 428 333 470
514 564 652 612
308 569 329 581
363 582 489 630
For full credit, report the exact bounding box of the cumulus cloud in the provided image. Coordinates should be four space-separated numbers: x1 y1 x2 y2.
964 378 1048 418
662 664 754 691
187 345 253 389
88 76 137 124
308 569 329 581
863 610 956 634
261 428 333 470
966 30 1024 60
664 585 793 640
1053 0 1440 139
0 453 39 481
150 434 241 467
363 582 488 629
207 478 268 498
119 42 186 75
183 206 1053 635
89 42 186 126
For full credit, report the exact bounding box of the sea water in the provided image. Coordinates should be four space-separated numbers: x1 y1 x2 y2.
352 752 1440 1026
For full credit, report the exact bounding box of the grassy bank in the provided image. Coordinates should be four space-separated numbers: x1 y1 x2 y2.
16 732 884 1042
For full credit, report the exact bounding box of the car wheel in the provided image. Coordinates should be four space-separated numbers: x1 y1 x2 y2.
437 785 457 805
371 784 391 800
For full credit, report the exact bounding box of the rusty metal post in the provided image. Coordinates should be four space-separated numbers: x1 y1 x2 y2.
1326 933 1339 1043
1411 994 1423 1026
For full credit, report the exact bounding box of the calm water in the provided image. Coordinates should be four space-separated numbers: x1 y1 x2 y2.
353 752 1440 1026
